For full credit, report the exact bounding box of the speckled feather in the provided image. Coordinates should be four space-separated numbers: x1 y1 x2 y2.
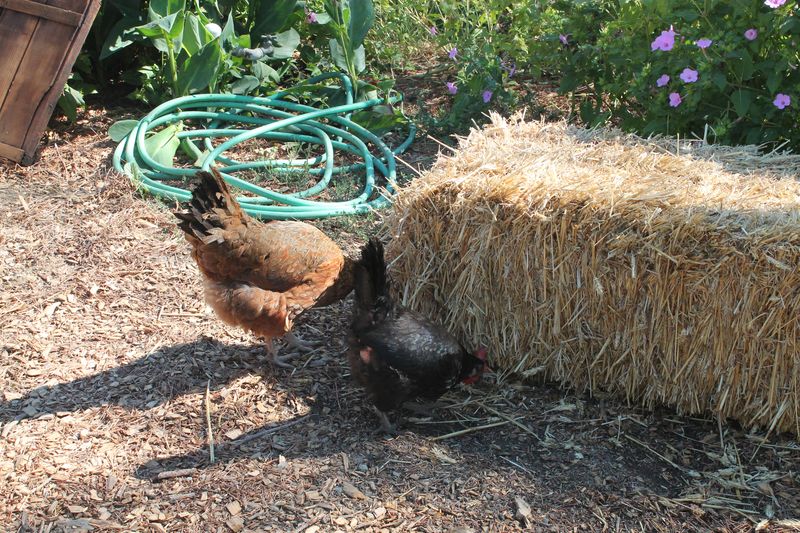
175 169 354 340
348 238 482 413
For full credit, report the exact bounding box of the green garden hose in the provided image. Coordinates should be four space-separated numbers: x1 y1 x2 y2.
112 72 415 220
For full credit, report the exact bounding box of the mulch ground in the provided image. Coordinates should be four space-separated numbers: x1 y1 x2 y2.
1 104 799 533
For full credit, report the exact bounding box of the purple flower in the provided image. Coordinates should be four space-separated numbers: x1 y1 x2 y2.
559 34 568 45
774 93 791 109
446 82 457 95
306 10 318 23
668 92 682 107
680 68 698 83
482 90 493 103
656 74 670 87
651 25 677 51
502 60 517 78
696 38 712 49
429 26 437 36
448 47 458 60
765 0 786 7
744 28 758 41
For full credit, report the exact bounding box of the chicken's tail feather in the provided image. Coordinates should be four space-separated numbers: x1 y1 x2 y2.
175 167 245 238
354 237 389 312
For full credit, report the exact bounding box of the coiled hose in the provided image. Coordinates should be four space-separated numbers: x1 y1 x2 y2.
112 73 415 220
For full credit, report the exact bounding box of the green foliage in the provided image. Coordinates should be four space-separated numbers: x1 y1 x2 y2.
525 0 799 147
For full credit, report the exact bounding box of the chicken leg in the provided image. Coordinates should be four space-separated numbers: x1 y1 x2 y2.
374 407 398 435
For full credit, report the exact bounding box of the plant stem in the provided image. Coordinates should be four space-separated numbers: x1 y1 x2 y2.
165 31 180 97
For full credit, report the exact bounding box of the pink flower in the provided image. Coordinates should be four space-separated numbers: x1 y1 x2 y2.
744 28 758 41
773 93 791 109
559 34 568 45
696 38 712 49
306 10 318 23
429 26 437 36
656 74 670 87
680 68 698 83
446 82 457 95
448 47 458 60
482 90 493 103
651 26 677 51
668 93 682 107
765 0 786 7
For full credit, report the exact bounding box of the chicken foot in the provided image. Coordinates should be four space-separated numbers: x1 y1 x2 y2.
264 338 300 369
373 407 398 435
283 331 321 352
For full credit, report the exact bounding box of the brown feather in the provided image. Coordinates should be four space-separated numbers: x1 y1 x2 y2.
175 168 354 340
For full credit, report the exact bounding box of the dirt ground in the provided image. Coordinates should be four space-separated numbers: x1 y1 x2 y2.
1 104 799 533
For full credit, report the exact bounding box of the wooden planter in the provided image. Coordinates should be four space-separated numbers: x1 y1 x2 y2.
0 0 101 164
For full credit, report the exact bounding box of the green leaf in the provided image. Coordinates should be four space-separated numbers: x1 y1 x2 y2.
231 75 260 94
347 0 374 49
731 89 753 118
270 28 300 59
251 0 298 42
329 38 347 71
766 71 781 94
149 0 184 18
136 13 179 38
144 124 181 167
108 119 140 142
711 71 727 91
58 84 84 122
350 104 404 136
182 12 212 55
252 61 279 82
177 41 222 95
730 50 755 81
100 16 141 59
352 44 365 73
221 11 235 47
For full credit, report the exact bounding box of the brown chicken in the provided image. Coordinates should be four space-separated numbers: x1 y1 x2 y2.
175 168 354 367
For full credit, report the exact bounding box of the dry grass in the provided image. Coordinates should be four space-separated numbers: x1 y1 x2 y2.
385 113 800 436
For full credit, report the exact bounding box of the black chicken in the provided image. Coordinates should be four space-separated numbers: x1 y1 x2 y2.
348 238 488 432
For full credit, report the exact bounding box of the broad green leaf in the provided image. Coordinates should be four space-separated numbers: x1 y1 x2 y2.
149 0 184 18
100 16 141 59
731 89 753 118
350 105 404 136
352 44 365 73
145 124 181 167
182 12 213 55
221 11 235 47
136 13 179 38
177 41 222 95
231 75 260 94
270 28 300 59
251 0 297 42
108 119 140 141
347 0 374 49
329 38 347 71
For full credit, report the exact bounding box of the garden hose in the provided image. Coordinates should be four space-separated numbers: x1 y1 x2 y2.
112 72 416 220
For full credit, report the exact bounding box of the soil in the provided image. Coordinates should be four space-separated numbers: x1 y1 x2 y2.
1 83 798 533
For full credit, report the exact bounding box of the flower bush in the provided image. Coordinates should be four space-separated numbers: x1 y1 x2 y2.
549 0 800 146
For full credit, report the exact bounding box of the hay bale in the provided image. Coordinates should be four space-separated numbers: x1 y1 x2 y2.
385 114 800 436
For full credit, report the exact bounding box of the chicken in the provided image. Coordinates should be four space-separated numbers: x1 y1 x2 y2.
348 238 488 432
175 168 354 368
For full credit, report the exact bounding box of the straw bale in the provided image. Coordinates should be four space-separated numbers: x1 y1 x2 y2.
385 114 800 435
